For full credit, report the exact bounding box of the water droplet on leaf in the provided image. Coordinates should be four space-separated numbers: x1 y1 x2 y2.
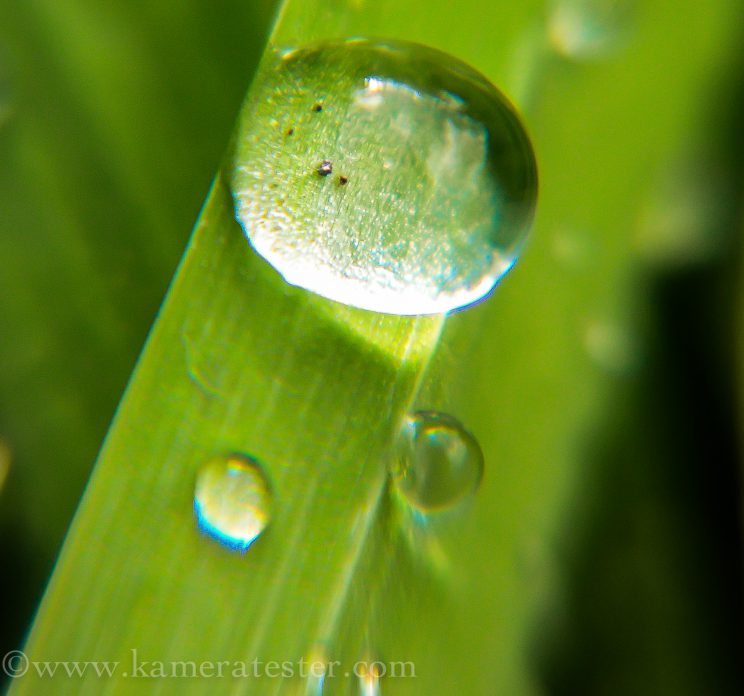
194 454 271 551
392 411 484 511
549 0 632 60
232 38 537 315
302 645 331 695
357 657 383 695
551 226 592 270
635 159 723 268
583 321 639 375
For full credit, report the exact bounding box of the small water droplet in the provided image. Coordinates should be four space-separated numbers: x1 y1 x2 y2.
357 658 382 695
182 329 226 398
194 454 271 551
551 225 592 270
301 645 331 695
232 38 537 315
583 321 639 375
548 0 632 60
392 411 484 512
635 159 723 268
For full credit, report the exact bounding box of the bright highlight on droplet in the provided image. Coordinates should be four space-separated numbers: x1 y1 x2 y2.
392 411 484 512
194 454 271 551
232 38 537 315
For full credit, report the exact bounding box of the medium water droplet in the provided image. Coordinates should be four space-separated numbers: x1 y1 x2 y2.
392 411 484 511
194 454 271 551
548 0 632 60
232 38 537 315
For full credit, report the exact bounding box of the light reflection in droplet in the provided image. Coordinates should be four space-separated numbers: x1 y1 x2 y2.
232 38 537 315
392 411 484 512
194 453 271 552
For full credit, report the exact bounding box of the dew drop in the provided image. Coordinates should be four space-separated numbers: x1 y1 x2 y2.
392 411 484 512
357 658 382 696
583 321 639 375
302 645 331 695
194 454 271 551
635 160 722 268
548 0 632 60
232 38 537 315
551 225 591 270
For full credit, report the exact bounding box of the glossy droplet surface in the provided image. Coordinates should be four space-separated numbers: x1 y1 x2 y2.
232 38 537 315
194 454 271 551
392 411 484 511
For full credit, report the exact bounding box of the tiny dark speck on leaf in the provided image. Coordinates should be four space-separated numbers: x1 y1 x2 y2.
338 175 349 186
286 127 294 135
317 160 333 176
312 103 323 112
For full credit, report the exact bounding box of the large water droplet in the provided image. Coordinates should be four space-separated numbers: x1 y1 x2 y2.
232 38 537 315
194 454 271 551
392 411 484 511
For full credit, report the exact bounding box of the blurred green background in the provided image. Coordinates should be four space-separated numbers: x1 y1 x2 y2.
0 0 277 660
0 0 742 693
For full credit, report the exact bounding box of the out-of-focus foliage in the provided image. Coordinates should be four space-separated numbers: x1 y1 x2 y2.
0 0 277 652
